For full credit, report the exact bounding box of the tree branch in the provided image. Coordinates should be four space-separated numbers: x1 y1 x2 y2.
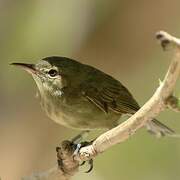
23 31 180 180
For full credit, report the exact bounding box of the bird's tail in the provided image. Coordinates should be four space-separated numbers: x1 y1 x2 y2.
145 119 180 138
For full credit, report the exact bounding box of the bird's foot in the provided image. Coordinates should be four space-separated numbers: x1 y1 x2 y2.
73 140 94 173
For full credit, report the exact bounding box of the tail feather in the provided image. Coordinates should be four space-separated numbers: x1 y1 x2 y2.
146 119 178 138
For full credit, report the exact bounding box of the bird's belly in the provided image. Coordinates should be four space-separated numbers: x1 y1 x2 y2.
42 97 120 130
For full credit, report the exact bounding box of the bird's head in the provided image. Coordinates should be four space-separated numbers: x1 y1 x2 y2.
11 56 82 97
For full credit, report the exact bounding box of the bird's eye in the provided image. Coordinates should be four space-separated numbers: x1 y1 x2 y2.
48 69 58 77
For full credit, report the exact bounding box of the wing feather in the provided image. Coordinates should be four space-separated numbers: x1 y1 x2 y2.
81 72 140 115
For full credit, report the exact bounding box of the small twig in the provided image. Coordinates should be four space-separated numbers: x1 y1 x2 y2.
23 31 180 180
165 95 180 112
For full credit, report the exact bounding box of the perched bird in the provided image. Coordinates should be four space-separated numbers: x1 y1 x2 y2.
11 56 175 137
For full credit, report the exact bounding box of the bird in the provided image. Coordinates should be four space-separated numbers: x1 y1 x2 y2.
11 56 175 138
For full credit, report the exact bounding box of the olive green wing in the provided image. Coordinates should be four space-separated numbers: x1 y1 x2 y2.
81 74 140 114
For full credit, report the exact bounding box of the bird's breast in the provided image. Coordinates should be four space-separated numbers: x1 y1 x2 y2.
40 90 120 130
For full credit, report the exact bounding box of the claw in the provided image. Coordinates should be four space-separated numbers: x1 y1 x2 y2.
80 161 86 166
85 159 94 173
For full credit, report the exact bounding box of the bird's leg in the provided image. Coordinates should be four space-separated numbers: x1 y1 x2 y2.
71 130 90 144
71 130 94 172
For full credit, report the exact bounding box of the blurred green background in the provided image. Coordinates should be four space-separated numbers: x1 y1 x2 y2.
1 0 180 180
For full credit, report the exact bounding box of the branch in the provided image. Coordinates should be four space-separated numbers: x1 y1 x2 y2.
23 31 180 180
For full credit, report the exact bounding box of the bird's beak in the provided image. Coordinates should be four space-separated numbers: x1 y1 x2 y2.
10 63 36 74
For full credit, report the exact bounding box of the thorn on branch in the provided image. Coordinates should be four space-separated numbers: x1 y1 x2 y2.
158 78 163 86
